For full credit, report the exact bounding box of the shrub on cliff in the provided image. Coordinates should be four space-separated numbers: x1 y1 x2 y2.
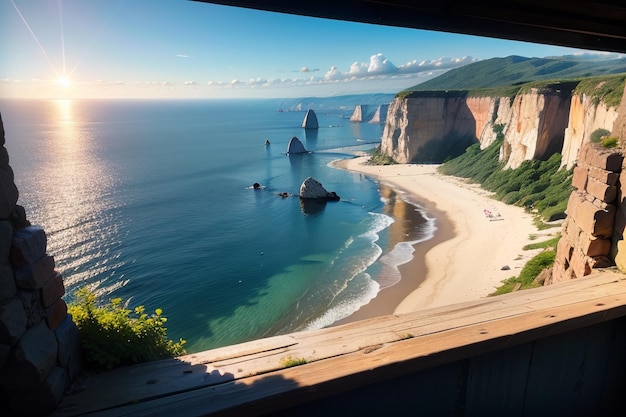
368 146 397 165
68 288 187 371
439 140 573 221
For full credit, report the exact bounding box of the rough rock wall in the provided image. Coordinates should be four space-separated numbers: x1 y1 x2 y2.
498 88 572 169
477 97 514 149
381 95 480 163
560 94 620 169
552 85 626 284
0 114 81 416
550 143 622 283
381 89 571 167
612 85 626 145
610 85 626 272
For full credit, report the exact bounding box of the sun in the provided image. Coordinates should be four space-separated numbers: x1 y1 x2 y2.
57 76 71 88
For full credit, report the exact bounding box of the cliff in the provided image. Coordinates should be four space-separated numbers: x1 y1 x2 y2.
561 94 620 169
381 80 623 168
380 92 478 163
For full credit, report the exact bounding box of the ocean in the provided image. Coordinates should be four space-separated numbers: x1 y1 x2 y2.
0 98 434 352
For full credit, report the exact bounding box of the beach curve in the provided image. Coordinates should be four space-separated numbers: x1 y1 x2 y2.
330 156 549 324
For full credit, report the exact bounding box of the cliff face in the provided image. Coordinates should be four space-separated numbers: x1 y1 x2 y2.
498 88 572 169
561 95 620 169
382 86 619 169
381 94 479 163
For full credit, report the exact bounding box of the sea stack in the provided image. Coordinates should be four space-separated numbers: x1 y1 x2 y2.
301 109 319 129
299 177 340 201
286 136 307 154
369 104 389 124
350 105 366 122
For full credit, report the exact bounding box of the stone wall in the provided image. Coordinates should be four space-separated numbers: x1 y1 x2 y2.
551 85 626 284
0 114 81 417
550 143 623 283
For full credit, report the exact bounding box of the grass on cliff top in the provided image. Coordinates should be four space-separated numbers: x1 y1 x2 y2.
396 85 521 100
397 71 625 109
438 137 573 222
574 73 626 108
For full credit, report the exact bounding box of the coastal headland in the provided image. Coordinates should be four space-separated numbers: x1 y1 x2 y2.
331 156 551 324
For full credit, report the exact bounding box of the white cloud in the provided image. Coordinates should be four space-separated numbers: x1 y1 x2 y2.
398 56 474 73
348 61 368 75
324 66 343 80
184 81 198 85
176 54 189 58
206 53 474 92
368 53 397 74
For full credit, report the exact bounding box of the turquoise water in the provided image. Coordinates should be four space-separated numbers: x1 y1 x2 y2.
1 98 432 351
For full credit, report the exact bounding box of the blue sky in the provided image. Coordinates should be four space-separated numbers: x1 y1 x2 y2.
0 0 615 99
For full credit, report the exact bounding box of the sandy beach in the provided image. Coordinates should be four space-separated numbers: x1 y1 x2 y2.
331 156 553 324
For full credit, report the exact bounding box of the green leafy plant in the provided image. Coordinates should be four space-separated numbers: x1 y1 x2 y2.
280 356 307 368
601 136 619 148
368 145 397 165
590 128 611 143
68 288 186 371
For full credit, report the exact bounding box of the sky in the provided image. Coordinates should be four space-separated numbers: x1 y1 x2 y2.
0 0 618 100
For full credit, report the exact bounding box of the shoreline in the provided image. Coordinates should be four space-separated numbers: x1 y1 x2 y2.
330 156 551 324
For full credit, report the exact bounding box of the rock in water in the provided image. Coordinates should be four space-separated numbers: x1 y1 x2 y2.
350 105 365 122
299 177 340 201
287 136 307 154
301 109 319 129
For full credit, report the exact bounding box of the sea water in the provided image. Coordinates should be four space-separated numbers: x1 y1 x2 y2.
1 98 434 351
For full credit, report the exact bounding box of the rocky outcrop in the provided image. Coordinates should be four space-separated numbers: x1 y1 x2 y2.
381 83 620 169
350 105 366 122
551 143 622 283
498 87 573 169
0 114 81 417
299 177 339 201
611 85 626 145
0 114 18 219
561 94 620 169
380 92 479 163
302 109 318 129
287 136 307 154
369 104 389 124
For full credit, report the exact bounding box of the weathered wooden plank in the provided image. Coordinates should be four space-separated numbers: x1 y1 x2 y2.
54 335 297 416
208 276 626 383
523 321 615 416
64 289 626 417
54 273 626 416
465 343 532 416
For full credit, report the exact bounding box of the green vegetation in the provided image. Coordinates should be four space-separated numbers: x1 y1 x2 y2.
402 55 626 93
591 128 612 143
523 234 560 250
491 247 557 296
439 137 573 222
68 288 187 371
601 136 619 148
280 356 308 368
574 73 626 108
368 145 397 165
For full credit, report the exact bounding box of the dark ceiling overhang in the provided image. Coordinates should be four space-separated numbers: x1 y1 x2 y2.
196 1 626 53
